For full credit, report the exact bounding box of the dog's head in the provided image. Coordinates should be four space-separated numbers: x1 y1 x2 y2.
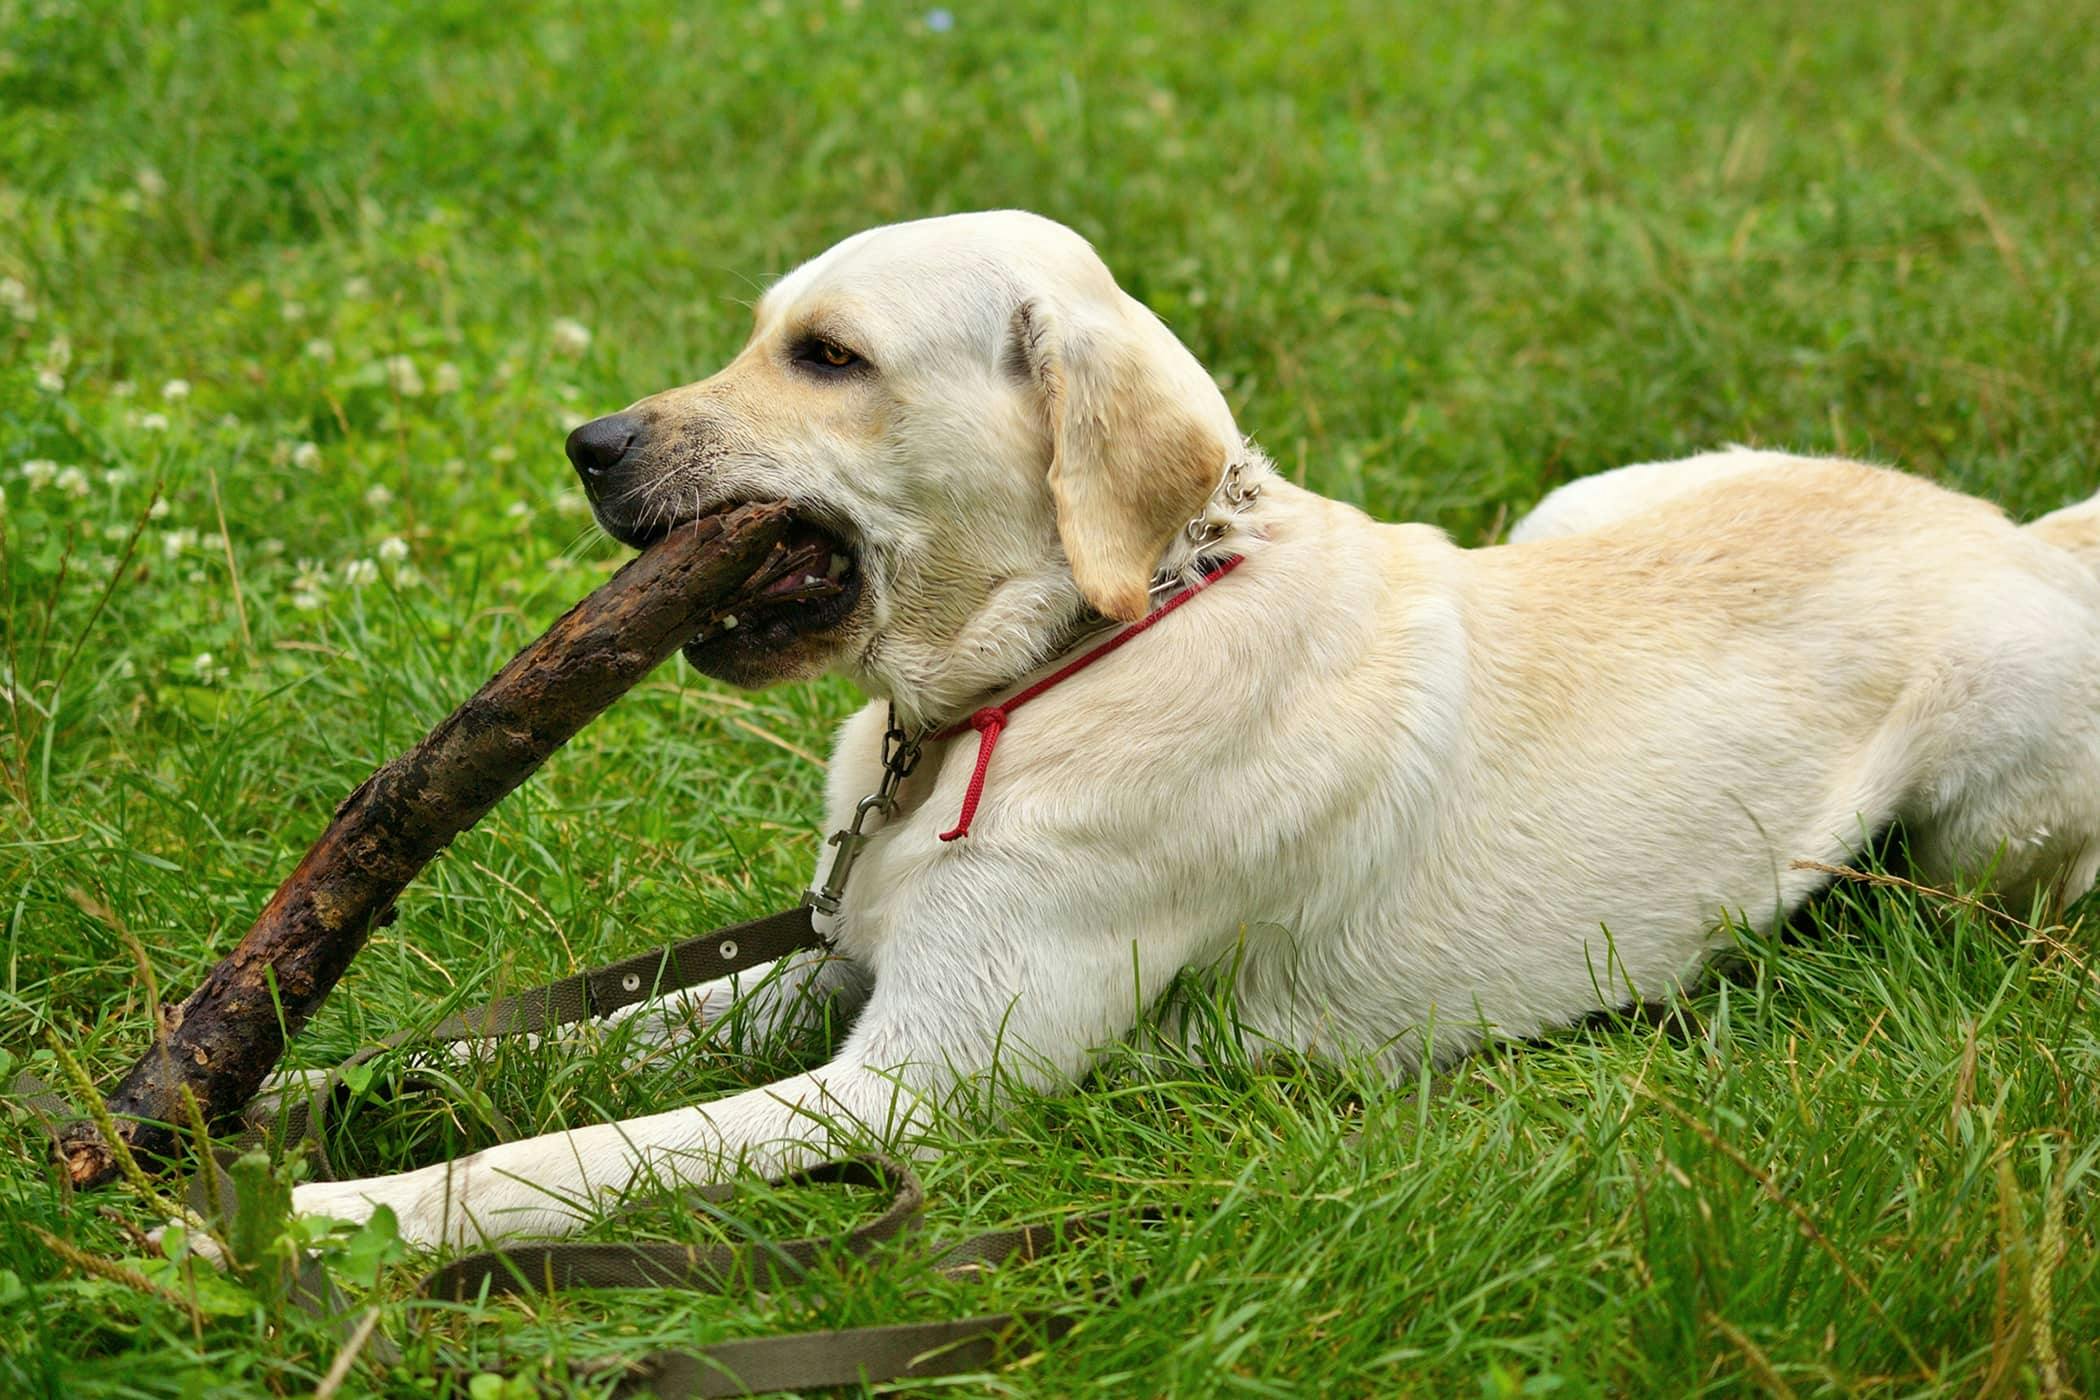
567 210 1241 721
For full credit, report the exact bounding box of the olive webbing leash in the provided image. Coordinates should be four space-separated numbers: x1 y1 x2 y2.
10 904 1149 1395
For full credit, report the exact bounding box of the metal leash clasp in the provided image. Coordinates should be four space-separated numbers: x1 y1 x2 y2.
803 706 924 917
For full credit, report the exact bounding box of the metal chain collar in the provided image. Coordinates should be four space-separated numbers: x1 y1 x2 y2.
804 706 922 917
1180 455 1262 552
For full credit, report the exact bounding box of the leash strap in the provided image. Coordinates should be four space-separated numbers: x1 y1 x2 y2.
8 905 1135 1394
251 904 826 1176
426 1156 1136 1398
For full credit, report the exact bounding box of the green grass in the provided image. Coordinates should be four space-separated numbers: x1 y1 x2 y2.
4 0 2097 1393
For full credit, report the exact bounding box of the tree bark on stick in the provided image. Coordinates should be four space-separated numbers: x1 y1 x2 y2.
57 502 794 1189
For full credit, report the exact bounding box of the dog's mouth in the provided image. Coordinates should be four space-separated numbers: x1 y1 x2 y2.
663 510 864 670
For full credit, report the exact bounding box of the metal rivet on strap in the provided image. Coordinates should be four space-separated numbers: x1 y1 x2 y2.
719 939 738 962
620 972 641 993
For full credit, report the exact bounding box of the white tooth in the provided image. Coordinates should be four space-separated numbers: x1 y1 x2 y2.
803 572 820 585
721 614 738 629
826 552 850 580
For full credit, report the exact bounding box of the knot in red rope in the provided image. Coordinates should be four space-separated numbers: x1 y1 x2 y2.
936 707 1010 843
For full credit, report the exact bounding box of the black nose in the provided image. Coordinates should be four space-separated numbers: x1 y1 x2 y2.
565 412 641 480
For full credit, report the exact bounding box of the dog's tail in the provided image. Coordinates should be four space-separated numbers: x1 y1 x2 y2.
2027 489 2100 575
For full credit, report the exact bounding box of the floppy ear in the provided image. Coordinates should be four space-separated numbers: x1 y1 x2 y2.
1013 297 1232 622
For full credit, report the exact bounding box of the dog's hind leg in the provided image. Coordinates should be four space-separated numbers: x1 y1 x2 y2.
1506 447 1796 543
2026 488 2100 575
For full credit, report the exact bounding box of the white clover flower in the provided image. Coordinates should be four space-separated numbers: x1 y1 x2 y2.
102 523 131 542
56 466 89 497
35 369 63 393
280 300 307 323
136 167 168 199
291 441 321 470
441 457 465 476
343 558 378 588
101 467 133 488
383 355 424 396
161 378 190 402
0 276 28 311
200 532 225 552
551 317 592 356
292 590 324 611
138 412 170 432
559 410 588 432
363 483 394 508
432 361 462 394
392 564 424 589
147 497 170 519
489 444 517 464
20 459 57 488
293 558 329 592
554 489 590 518
112 379 137 398
343 276 372 300
161 528 196 558
506 500 532 519
259 538 285 556
304 338 335 363
376 535 409 563
42 334 70 372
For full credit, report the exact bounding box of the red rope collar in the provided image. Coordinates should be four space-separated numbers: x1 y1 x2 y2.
931 555 1244 841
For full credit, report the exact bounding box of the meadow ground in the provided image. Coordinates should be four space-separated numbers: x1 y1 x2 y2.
3 1 2097 1394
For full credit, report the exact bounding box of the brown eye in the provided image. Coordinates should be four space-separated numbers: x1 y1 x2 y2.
798 336 862 372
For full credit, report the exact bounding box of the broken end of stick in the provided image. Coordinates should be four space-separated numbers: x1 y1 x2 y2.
53 1120 121 1191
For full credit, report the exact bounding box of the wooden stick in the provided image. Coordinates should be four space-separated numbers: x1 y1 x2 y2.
57 502 794 1189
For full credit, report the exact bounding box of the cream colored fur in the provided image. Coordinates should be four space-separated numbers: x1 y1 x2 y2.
284 213 2100 1247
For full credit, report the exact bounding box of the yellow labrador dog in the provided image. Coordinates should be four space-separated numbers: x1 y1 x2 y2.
293 210 2100 1245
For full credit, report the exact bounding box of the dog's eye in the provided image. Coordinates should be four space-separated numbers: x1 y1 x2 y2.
796 337 864 372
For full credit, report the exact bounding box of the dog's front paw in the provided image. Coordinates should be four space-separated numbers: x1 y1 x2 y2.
147 1217 229 1268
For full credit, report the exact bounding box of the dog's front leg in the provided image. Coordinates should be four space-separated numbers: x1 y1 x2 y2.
290 889 1169 1247
288 1056 924 1246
